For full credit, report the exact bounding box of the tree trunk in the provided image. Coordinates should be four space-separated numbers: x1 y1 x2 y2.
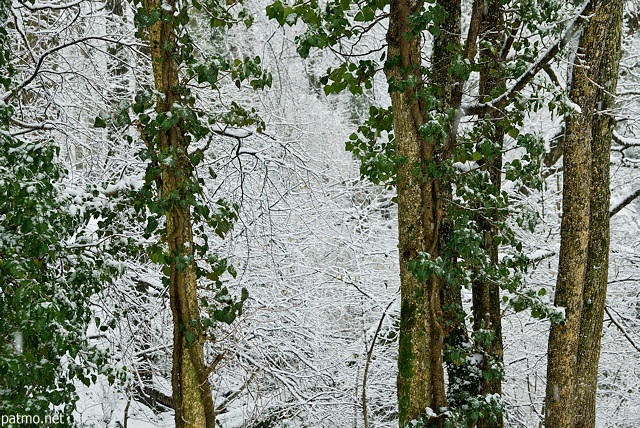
387 0 461 425
433 0 476 413
574 2 623 427
473 2 505 427
545 3 618 427
141 0 216 426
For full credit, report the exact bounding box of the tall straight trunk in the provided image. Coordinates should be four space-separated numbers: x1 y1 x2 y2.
545 3 617 427
434 0 472 411
386 0 460 425
574 2 623 427
141 0 215 426
473 3 505 427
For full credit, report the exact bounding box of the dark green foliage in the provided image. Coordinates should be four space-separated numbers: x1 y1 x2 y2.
0 1 121 422
126 0 272 345
0 136 117 425
346 106 397 185
266 0 389 58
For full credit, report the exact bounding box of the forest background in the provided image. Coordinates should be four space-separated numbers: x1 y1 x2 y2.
0 0 639 427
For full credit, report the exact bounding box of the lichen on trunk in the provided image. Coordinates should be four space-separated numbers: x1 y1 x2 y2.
545 3 621 427
386 0 462 426
141 0 216 425
574 2 622 427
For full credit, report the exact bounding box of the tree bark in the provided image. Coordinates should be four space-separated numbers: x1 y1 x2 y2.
574 2 623 427
473 2 505 427
141 0 216 426
435 0 477 413
386 0 460 425
545 3 618 427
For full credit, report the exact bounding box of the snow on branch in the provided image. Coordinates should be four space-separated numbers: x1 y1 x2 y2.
211 123 252 139
462 0 598 117
613 131 640 148
604 305 640 353
9 117 56 136
15 0 85 10
610 187 640 218
3 36 144 103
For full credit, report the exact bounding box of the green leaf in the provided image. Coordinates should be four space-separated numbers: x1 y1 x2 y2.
162 265 172 277
93 116 107 128
185 331 196 346
227 265 237 278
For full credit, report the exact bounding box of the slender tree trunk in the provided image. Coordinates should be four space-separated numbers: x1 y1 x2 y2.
545 3 618 427
433 0 475 413
387 0 461 425
141 0 215 426
574 2 623 427
473 2 505 427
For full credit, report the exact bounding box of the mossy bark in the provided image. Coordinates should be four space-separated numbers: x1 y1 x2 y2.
574 2 623 427
386 0 462 426
142 0 216 426
545 3 619 427
473 2 505 427
433 0 477 414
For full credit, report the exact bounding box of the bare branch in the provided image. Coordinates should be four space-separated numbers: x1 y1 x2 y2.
604 305 640 353
16 0 85 10
462 0 484 63
610 187 640 218
215 371 256 413
4 36 143 103
362 296 397 428
462 0 598 117
9 117 55 136
613 131 640 148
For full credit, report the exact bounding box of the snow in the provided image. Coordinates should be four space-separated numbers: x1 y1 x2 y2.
160 0 172 12
529 249 554 261
564 98 582 114
425 407 438 418
210 123 252 138
103 174 146 194
452 161 479 173
613 130 640 147
13 331 23 354
4 0 640 427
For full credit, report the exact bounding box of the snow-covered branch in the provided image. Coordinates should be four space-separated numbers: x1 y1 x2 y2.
462 0 598 117
610 187 640 218
4 36 143 103
15 0 85 10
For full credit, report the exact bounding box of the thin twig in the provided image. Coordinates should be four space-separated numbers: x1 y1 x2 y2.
362 296 397 428
604 305 640 353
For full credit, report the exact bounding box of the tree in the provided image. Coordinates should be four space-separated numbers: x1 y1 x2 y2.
4 0 639 425
385 0 451 423
574 3 623 425
545 1 623 427
132 0 269 425
267 0 604 426
139 0 217 424
470 3 506 427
